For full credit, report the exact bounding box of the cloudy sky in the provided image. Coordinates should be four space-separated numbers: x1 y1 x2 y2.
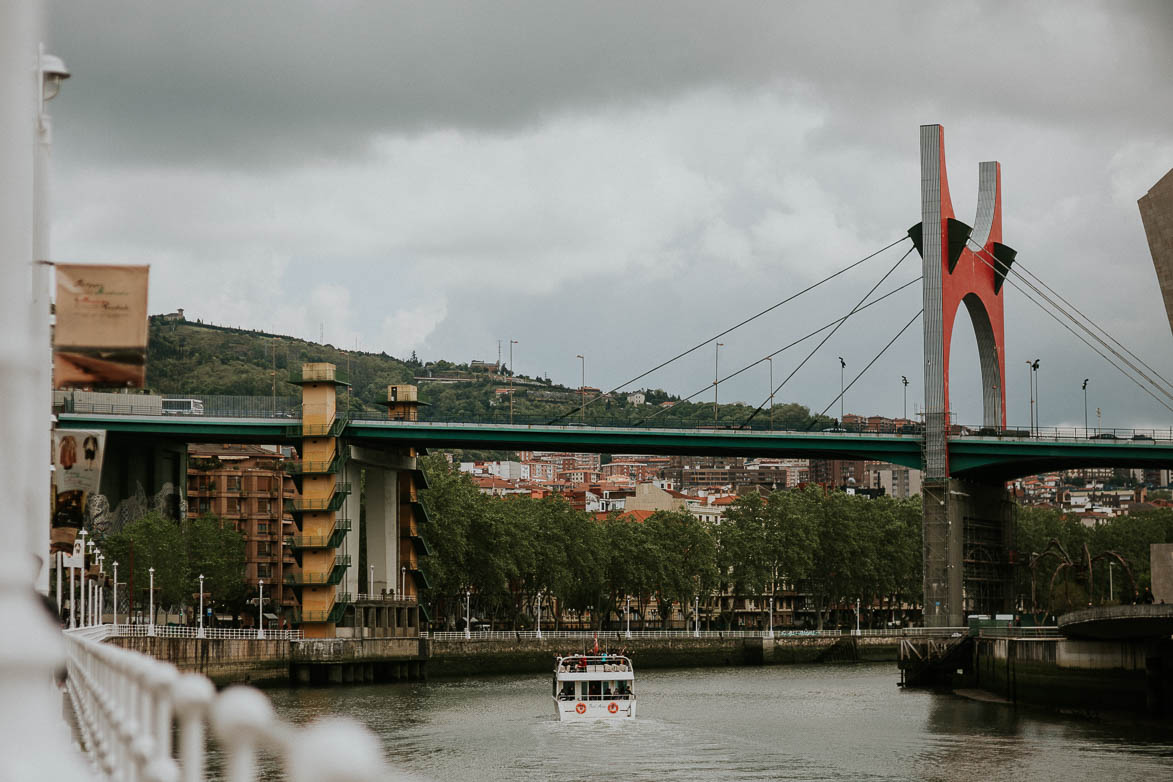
46 1 1173 429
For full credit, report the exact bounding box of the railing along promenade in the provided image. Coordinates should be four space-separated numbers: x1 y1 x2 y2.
422 627 971 641
63 625 393 781
107 624 304 641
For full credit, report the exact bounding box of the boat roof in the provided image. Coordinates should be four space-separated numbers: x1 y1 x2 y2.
554 654 635 681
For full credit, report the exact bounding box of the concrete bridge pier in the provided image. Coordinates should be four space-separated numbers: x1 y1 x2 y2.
924 477 1016 625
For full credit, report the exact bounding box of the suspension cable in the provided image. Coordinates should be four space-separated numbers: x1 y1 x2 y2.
816 309 922 419
968 239 1173 406
635 276 922 425
971 236 1173 398
739 245 916 428
969 245 1173 414
546 235 910 424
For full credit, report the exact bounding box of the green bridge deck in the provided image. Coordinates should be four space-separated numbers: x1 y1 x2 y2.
58 414 1173 482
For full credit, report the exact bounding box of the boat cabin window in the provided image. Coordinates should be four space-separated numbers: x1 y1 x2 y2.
560 682 574 700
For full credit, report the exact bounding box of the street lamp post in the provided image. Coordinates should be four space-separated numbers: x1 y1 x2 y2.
693 596 700 638
509 339 518 424
1082 379 1089 435
535 590 543 639
838 357 846 424
1025 360 1034 434
465 589 472 640
97 553 104 624
766 356 774 430
1032 359 1041 433
32 46 70 597
68 562 75 629
625 595 631 639
902 375 909 421
576 354 585 423
713 343 724 424
78 530 87 628
369 564 375 597
257 579 265 639
112 561 118 627
1108 562 1115 603
767 596 774 639
854 598 861 637
198 574 205 638
147 566 155 636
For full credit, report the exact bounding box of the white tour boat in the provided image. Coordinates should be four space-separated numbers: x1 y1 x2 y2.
552 654 636 721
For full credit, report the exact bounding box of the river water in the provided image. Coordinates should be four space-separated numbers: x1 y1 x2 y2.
263 663 1172 781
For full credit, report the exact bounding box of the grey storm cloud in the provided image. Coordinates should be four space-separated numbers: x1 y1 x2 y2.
45 1 1173 429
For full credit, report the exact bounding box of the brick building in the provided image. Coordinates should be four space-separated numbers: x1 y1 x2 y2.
186 443 298 616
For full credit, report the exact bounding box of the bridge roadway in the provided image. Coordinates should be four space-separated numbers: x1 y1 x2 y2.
58 413 1173 482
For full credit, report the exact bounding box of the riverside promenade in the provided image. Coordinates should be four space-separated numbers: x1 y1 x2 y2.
105 626 961 684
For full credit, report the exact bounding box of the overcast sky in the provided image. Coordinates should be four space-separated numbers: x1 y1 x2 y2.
46 1 1173 429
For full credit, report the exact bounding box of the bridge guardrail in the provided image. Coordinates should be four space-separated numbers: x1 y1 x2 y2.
109 624 304 641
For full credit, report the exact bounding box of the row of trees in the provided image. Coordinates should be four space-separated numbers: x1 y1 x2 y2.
96 512 248 619
418 456 923 630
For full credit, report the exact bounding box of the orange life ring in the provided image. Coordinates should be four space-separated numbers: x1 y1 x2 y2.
607 702 618 714
575 702 586 714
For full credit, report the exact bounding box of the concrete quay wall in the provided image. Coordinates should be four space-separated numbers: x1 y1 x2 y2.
429 635 900 678
110 637 291 687
973 636 1173 717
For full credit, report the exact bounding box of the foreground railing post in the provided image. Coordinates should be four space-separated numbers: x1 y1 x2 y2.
173 674 215 782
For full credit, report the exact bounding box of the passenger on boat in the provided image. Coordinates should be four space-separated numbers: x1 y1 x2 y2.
560 682 574 700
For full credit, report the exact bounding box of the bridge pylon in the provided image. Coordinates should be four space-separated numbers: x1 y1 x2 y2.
914 125 1017 626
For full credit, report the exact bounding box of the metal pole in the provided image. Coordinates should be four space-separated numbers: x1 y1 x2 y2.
464 589 471 639
1025 360 1033 434
55 552 61 620
198 574 205 638
713 343 723 424
257 579 265 639
112 561 118 627
509 339 517 425
1033 360 1041 434
839 357 845 423
369 564 374 596
902 375 908 421
576 354 585 423
767 357 773 431
1082 379 1089 436
68 564 75 628
148 566 155 636
767 596 774 639
625 596 631 639
693 596 699 638
854 597 861 636
1109 562 1114 603
536 590 542 639
402 566 407 598
78 530 87 626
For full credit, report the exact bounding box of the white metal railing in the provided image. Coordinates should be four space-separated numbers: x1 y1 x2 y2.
977 626 1062 639
108 624 304 641
423 627 970 641
354 593 417 603
63 627 393 781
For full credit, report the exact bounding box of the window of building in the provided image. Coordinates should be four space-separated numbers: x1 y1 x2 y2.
227 476 241 491
257 521 269 534
257 564 272 579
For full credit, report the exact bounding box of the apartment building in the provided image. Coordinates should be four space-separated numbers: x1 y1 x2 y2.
186 443 298 615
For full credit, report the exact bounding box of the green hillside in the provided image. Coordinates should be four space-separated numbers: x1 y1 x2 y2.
146 316 831 429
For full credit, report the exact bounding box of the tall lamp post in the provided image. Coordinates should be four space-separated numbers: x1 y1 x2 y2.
838 357 846 424
111 561 118 628
1032 359 1041 433
197 574 205 638
257 579 265 639
901 375 908 421
97 553 104 624
854 597 861 637
1108 562 1115 603
693 596 700 638
465 589 472 640
766 356 774 430
535 590 543 639
576 354 585 423
509 339 518 424
369 564 375 597
625 595 632 639
767 596 774 639
78 530 87 628
32 46 70 597
1082 379 1089 435
147 566 155 636
713 343 724 424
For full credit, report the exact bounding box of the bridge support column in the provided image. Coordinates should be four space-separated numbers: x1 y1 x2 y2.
364 467 399 597
924 477 1016 626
